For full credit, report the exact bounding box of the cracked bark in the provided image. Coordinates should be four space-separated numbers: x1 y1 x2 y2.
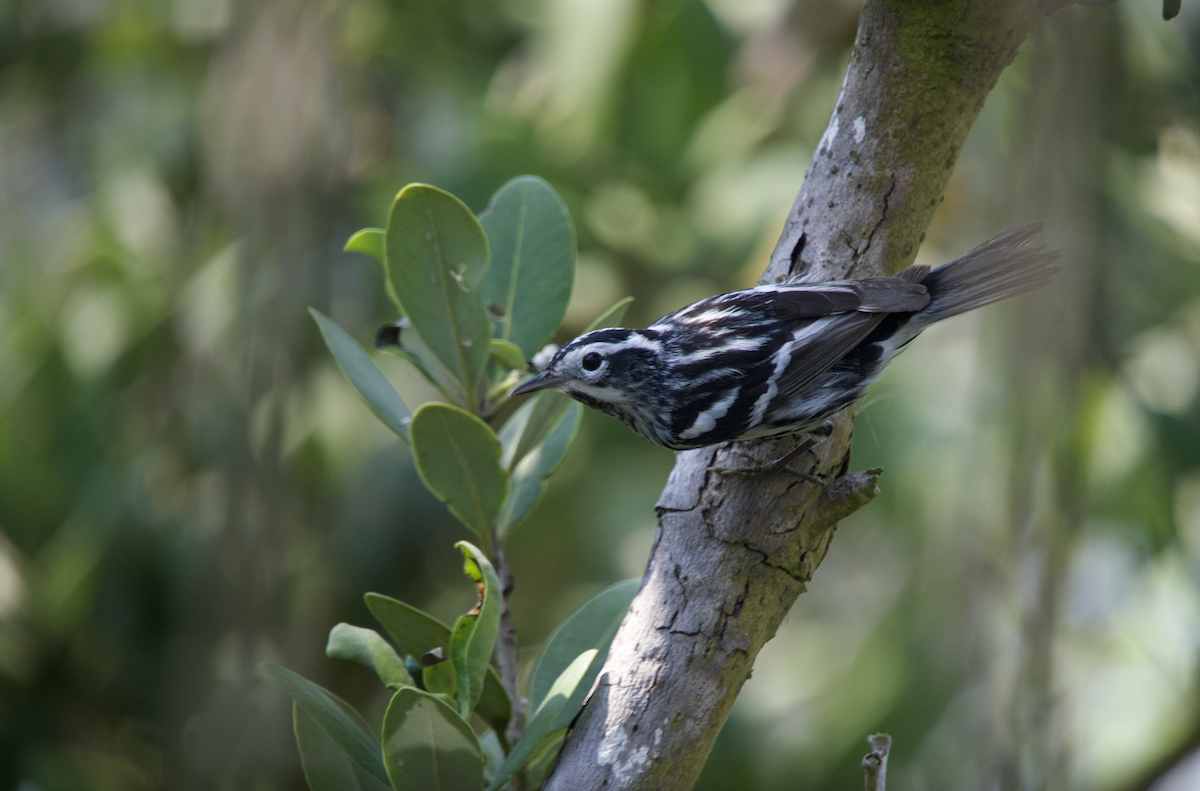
542 2 1064 789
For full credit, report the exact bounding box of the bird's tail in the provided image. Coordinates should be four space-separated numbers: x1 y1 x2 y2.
906 223 1060 328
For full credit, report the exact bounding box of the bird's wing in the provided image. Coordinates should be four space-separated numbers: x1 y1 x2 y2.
758 276 929 316
742 277 931 406
656 278 933 442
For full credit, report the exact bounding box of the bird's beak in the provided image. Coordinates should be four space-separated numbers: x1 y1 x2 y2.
510 370 567 397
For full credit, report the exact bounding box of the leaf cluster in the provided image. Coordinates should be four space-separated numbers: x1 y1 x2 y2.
312 176 631 555
271 176 637 789
267 554 637 791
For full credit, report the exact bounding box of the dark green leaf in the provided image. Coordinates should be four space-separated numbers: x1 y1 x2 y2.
381 688 484 791
263 664 389 785
485 650 597 791
499 391 571 473
488 338 525 371
530 580 639 730
294 702 392 791
366 594 512 736
449 542 502 718
326 623 414 689
310 308 411 443
365 594 450 659
498 403 581 537
583 296 634 333
410 403 509 541
478 176 576 359
475 667 514 742
386 184 491 395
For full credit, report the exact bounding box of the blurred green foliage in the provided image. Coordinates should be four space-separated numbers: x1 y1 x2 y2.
2 0 1200 789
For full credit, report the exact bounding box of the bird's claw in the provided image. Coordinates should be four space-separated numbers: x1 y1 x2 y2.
706 427 832 484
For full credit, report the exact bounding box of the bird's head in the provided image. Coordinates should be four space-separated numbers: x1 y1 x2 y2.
509 328 663 407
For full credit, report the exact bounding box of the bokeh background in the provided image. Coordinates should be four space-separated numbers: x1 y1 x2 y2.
2 0 1200 789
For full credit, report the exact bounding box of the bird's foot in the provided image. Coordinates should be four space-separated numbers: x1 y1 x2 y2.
706 423 833 483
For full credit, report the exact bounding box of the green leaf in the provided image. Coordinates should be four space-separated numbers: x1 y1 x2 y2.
499 391 572 473
474 666 514 743
386 184 491 397
326 623 414 689
345 227 401 309
478 176 576 359
583 296 634 333
294 702 392 791
488 338 526 371
449 542 503 718
380 327 462 405
310 308 411 443
263 663 389 785
479 732 504 785
485 650 597 791
422 656 457 697
381 688 485 791
365 594 451 659
366 594 512 736
530 580 639 730
410 403 509 541
498 403 581 538
345 228 386 262
523 729 567 790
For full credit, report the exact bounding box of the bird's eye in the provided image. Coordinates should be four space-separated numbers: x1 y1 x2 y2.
582 352 603 372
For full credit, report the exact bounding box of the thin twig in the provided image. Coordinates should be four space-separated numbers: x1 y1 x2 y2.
489 536 526 747
862 733 892 791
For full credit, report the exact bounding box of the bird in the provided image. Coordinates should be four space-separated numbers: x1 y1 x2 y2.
509 223 1059 458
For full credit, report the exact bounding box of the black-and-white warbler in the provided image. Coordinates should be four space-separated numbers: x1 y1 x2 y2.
510 224 1059 452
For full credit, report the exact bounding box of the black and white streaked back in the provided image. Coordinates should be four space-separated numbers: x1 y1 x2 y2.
512 224 1059 451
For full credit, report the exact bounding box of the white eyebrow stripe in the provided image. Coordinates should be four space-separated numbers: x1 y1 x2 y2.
622 333 663 353
571 333 662 361
679 387 740 439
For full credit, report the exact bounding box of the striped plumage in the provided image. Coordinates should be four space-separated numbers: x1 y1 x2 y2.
511 224 1060 451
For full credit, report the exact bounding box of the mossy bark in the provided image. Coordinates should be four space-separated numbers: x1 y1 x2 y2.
543 2 1062 789
763 0 1057 285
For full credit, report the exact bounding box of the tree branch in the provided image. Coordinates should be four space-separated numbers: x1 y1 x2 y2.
544 2 1058 789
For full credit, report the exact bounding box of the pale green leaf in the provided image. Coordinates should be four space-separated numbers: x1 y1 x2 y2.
310 308 410 443
530 580 638 730
485 650 597 791
498 403 581 537
488 338 526 371
326 623 413 689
